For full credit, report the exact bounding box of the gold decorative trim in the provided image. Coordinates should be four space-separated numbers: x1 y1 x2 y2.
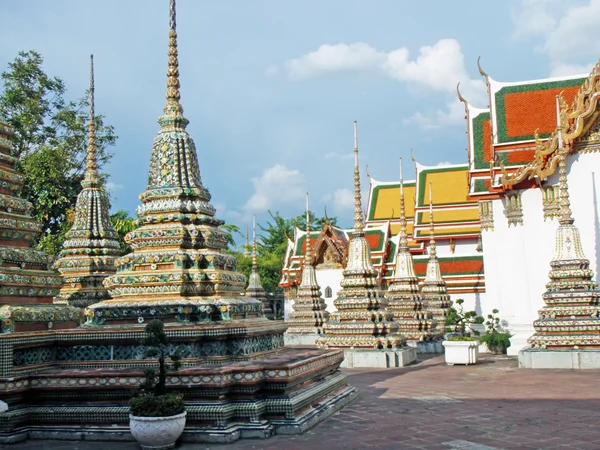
501 61 600 187
505 192 523 227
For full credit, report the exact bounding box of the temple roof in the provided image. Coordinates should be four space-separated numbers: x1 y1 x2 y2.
464 67 589 194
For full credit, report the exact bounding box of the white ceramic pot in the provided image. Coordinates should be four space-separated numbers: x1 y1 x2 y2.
129 411 186 450
442 340 479 365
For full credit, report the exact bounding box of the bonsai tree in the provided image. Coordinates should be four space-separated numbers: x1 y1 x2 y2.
129 319 185 417
445 299 484 340
479 309 512 354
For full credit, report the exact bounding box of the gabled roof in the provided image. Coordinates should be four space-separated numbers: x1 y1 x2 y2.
413 163 480 239
500 61 600 187
488 74 586 145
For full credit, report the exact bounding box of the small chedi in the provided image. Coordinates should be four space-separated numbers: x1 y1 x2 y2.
285 194 329 345
54 55 120 308
420 183 452 324
520 144 600 368
0 120 79 333
316 122 416 368
387 159 441 351
245 216 273 319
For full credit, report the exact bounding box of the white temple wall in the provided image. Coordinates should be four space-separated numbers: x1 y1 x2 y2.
480 152 600 355
315 267 344 312
434 238 478 257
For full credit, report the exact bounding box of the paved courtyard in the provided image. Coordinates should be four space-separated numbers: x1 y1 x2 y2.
10 354 600 450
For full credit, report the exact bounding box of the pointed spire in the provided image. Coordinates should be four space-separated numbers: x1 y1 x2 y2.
428 182 437 259
556 95 574 226
82 55 99 188
252 214 258 268
305 192 312 264
398 157 408 252
244 225 250 256
161 0 186 122
353 120 364 235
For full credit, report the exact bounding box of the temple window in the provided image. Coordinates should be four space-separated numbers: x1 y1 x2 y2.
324 286 332 298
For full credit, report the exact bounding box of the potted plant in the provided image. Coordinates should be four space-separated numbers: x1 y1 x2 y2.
479 309 512 354
129 319 186 450
442 299 484 365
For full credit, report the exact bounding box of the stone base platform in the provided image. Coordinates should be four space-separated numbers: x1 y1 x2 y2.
284 333 320 346
407 340 443 354
341 347 417 368
0 332 357 445
519 348 600 369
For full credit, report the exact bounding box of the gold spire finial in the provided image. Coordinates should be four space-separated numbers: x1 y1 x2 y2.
398 157 408 251
456 82 468 106
555 95 574 225
87 54 97 174
305 192 312 264
428 182 437 258
353 120 364 234
252 214 258 267
164 0 183 117
82 54 100 188
477 56 488 78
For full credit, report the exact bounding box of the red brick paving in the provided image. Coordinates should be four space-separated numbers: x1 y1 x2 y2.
11 354 600 449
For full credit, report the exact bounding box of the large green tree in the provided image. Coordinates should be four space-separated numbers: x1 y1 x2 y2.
0 50 117 255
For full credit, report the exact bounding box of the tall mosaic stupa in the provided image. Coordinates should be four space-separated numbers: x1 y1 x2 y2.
387 158 441 350
54 55 120 308
87 0 263 325
285 193 329 345
316 122 416 367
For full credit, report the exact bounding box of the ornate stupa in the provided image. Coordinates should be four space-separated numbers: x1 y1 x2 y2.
522 113 600 365
246 215 274 319
420 183 452 323
54 56 121 308
285 193 329 344
86 0 265 326
0 120 80 333
387 158 441 347
317 122 415 367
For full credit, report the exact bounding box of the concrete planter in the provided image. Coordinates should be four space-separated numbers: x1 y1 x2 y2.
442 340 479 365
130 411 186 449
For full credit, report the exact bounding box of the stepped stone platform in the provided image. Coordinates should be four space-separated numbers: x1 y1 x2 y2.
0 324 357 444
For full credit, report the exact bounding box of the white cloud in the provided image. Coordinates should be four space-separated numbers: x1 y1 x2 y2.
435 161 454 167
272 39 487 130
284 43 385 81
541 0 600 62
264 65 279 77
105 181 123 193
511 0 559 40
549 62 594 77
324 151 354 160
243 164 305 214
322 188 360 217
512 0 598 74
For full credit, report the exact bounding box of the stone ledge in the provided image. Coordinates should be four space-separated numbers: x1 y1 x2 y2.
341 347 417 368
519 348 600 369
284 333 320 346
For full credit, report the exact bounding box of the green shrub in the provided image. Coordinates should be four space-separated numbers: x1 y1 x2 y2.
447 336 477 342
444 299 484 337
130 393 185 417
480 309 512 350
129 320 185 417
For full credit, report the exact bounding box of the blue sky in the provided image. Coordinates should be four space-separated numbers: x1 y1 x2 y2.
1 0 598 242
